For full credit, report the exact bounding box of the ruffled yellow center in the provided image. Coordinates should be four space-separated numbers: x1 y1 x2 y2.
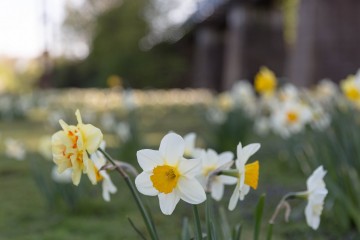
244 161 259 189
286 111 299 124
151 165 180 194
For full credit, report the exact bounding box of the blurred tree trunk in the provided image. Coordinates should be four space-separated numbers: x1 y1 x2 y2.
289 0 360 86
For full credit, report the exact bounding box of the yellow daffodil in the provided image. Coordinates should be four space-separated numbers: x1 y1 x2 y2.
254 67 277 96
135 132 206 215
52 110 103 186
340 74 360 105
229 143 260 211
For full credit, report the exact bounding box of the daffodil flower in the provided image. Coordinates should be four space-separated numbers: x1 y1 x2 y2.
254 67 277 96
340 73 360 105
303 166 328 230
91 141 117 202
135 133 206 215
197 149 237 201
52 110 103 186
229 142 260 211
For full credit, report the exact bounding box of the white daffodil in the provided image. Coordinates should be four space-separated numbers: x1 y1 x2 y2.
5 138 26 161
271 100 312 138
229 143 260 211
230 80 257 116
197 149 236 201
183 132 196 158
278 83 299 102
115 122 131 142
304 166 328 230
91 141 117 202
135 132 206 215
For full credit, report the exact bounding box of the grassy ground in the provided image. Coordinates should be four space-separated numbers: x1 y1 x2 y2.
0 115 340 239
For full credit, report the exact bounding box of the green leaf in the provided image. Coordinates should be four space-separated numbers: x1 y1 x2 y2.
232 224 242 240
254 194 266 240
181 217 190 240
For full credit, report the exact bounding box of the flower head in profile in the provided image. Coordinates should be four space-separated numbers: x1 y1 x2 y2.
304 166 328 230
91 141 117 202
229 143 260 211
254 67 277 96
340 72 360 106
198 149 236 201
52 110 103 186
135 132 206 215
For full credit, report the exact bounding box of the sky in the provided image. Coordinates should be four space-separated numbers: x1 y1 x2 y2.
0 0 197 60
0 0 67 59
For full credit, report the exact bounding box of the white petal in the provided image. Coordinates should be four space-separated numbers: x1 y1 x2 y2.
305 202 320 230
158 192 180 215
239 185 250 200
178 158 202 177
237 143 260 165
218 175 237 185
137 149 163 171
207 149 219 165
135 171 158 196
211 181 224 201
218 151 234 166
306 166 327 191
176 177 206 204
159 133 185 165
228 182 240 211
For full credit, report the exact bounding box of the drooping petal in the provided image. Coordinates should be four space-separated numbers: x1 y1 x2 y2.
137 149 164 171
178 158 201 177
211 181 224 201
135 171 159 196
305 201 321 230
159 133 185 165
228 182 240 211
158 192 180 215
176 177 206 204
72 168 82 186
85 156 98 185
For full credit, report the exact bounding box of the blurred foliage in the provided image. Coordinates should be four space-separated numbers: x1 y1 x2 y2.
0 59 41 93
52 0 187 88
290 107 360 235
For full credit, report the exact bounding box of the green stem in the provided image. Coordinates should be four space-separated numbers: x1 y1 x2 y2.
266 223 273 240
206 192 213 240
98 148 158 240
192 205 203 240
